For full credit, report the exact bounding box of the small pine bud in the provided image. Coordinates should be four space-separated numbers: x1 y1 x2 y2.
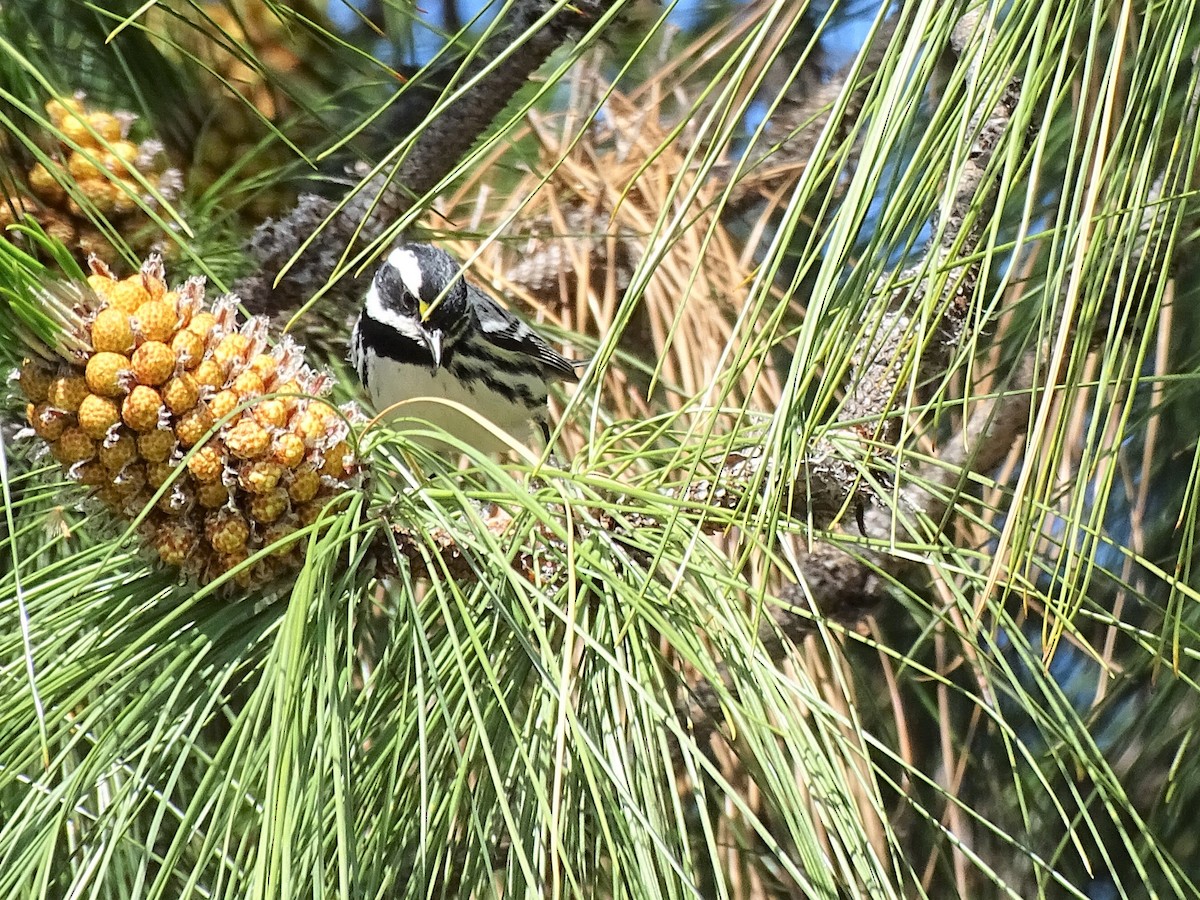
239 460 284 494
231 369 265 399
212 333 251 370
294 402 336 446
208 389 240 423
295 498 330 528
193 358 225 392
271 432 306 468
153 520 198 567
29 402 69 441
320 441 355 479
45 97 84 126
248 488 289 524
155 489 190 516
206 510 250 555
186 311 218 339
90 307 135 354
187 443 226 483
48 373 90 411
247 353 278 384
74 459 109 486
131 341 177 386
28 163 64 201
78 393 121 439
98 429 138 472
112 462 147 498
253 398 288 430
106 278 151 314
67 152 102 182
88 112 124 143
122 385 165 432
196 481 231 509
136 428 176 463
87 273 117 300
225 418 270 460
175 403 215 447
261 520 298 558
161 373 200 414
101 138 138 170
145 459 176 489
51 426 96 465
170 329 205 369
18 360 54 403
212 548 252 587
131 300 177 344
85 352 131 397
287 466 321 503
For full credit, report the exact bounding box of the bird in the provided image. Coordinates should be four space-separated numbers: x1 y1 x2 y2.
350 243 584 452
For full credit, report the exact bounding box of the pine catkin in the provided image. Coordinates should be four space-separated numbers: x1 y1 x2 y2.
1 96 182 259
13 254 364 587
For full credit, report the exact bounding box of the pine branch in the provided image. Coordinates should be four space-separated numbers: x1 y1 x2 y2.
720 12 898 212
235 0 611 329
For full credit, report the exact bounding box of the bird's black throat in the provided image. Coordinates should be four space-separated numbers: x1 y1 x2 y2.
356 311 457 371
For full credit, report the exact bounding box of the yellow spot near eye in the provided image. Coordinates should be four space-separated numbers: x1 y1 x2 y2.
418 299 430 320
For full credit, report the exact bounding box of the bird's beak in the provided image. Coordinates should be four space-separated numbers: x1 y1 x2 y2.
424 328 443 371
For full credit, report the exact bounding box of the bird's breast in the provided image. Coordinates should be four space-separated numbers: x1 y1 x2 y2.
365 354 542 451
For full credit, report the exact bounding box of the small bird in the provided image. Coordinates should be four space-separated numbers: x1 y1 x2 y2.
350 243 584 452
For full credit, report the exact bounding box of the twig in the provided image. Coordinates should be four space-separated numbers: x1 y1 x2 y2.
235 0 611 325
719 13 899 212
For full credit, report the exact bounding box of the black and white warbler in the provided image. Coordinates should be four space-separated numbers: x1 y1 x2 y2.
350 243 584 451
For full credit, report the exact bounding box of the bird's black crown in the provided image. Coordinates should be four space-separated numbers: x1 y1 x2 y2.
375 244 471 330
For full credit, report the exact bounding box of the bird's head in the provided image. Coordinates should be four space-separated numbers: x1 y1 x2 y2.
369 243 470 370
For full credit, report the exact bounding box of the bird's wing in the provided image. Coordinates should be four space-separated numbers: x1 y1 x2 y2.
469 286 584 381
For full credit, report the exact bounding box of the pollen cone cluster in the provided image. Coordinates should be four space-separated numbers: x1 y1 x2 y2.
0 96 182 258
15 255 362 587
145 0 330 220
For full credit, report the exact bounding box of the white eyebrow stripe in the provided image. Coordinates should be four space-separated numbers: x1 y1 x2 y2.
387 246 424 298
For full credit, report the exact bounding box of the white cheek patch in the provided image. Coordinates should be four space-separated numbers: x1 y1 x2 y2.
387 247 424 299
365 281 426 344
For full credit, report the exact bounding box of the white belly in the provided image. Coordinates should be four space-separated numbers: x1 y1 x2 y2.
366 355 538 453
